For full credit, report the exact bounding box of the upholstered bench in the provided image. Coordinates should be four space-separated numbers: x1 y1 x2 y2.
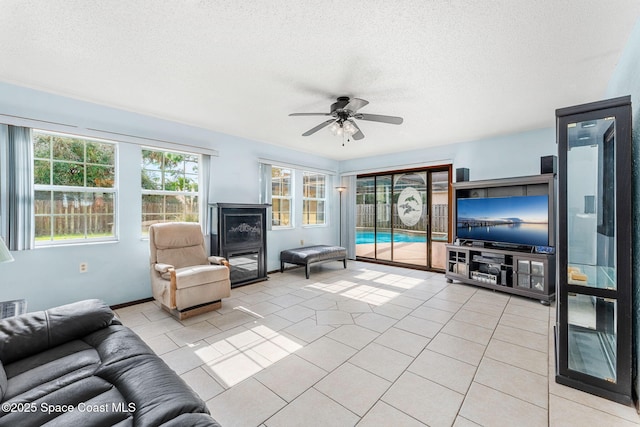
280 245 347 279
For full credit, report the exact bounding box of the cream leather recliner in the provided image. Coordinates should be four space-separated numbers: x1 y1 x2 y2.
149 222 231 320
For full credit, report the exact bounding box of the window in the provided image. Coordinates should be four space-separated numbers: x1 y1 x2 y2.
33 131 116 244
141 148 199 233
302 172 326 225
271 166 292 227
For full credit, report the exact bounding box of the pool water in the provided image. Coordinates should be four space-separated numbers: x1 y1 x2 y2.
356 230 427 244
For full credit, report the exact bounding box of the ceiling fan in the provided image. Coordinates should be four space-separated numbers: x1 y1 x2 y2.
289 96 403 141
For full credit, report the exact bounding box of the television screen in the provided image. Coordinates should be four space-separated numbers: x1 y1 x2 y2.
457 195 549 246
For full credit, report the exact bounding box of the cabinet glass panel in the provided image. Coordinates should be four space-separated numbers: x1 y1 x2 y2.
566 118 616 290
567 293 617 383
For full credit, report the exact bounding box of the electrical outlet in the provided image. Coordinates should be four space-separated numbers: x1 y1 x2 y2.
300 239 304 246
79 262 88 273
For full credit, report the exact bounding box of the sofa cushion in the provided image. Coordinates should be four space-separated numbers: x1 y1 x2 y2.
161 265 229 288
0 299 115 365
157 245 208 269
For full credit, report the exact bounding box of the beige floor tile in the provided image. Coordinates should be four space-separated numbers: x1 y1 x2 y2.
274 305 315 323
371 302 412 319
326 324 379 350
349 342 413 382
421 297 464 313
427 333 486 366
181 366 225 401
461 300 506 316
354 312 397 333
315 362 391 416
475 357 548 409
500 312 548 335
374 327 430 357
282 318 334 343
207 309 258 331
460 383 547 427
504 301 550 321
549 380 640 423
131 316 183 339
493 323 548 352
165 321 221 346
255 354 327 402
122 262 637 427
439 319 493 345
453 416 483 426
207 378 287 427
408 349 476 394
387 294 424 309
382 371 464 427
316 309 354 325
270 294 306 308
485 339 547 376
453 309 500 330
357 401 427 426
246 301 284 317
549 394 640 427
160 341 214 375
244 314 294 337
295 336 357 371
410 305 455 324
299 296 337 311
205 351 269 388
433 288 473 304
142 333 179 355
394 315 443 338
265 388 359 427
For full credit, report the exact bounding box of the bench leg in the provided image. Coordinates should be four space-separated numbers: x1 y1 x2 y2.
305 264 310 279
280 261 284 273
343 258 347 269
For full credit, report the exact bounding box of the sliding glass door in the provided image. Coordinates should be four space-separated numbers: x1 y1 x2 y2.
355 166 450 270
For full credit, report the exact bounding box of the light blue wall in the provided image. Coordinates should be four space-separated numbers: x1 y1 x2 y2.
605 17 640 409
340 127 556 180
0 82 340 311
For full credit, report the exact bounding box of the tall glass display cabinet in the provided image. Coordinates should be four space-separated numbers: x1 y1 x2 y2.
555 96 633 404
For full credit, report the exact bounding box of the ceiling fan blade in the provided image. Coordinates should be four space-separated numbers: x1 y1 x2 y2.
350 121 365 140
302 119 336 136
289 112 331 116
355 113 403 125
344 98 369 112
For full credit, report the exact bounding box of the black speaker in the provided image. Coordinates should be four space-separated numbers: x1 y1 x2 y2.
541 155 557 175
456 168 469 182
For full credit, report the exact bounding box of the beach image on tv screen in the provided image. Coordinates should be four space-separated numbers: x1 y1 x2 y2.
456 195 549 246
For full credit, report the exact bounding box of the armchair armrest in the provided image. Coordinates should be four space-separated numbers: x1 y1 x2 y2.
208 256 230 268
154 263 175 273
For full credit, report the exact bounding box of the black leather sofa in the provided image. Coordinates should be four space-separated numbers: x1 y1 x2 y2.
0 299 220 426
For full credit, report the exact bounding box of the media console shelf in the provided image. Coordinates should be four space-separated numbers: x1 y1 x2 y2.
445 173 556 303
445 244 555 303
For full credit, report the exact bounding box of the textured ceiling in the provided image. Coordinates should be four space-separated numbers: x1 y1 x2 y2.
1 1 639 160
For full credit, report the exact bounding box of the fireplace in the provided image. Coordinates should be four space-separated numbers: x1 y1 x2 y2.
210 203 269 287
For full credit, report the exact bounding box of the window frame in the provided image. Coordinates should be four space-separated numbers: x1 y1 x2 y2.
271 165 294 229
302 171 327 227
33 130 118 246
141 147 201 235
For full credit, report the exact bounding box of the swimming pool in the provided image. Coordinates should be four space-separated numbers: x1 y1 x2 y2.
356 230 427 244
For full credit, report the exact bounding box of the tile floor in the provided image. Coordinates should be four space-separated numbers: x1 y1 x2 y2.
115 261 640 427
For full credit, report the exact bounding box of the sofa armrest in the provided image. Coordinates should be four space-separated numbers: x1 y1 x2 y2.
0 299 115 365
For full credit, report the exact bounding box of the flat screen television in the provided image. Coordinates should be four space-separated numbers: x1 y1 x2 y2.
456 195 549 247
